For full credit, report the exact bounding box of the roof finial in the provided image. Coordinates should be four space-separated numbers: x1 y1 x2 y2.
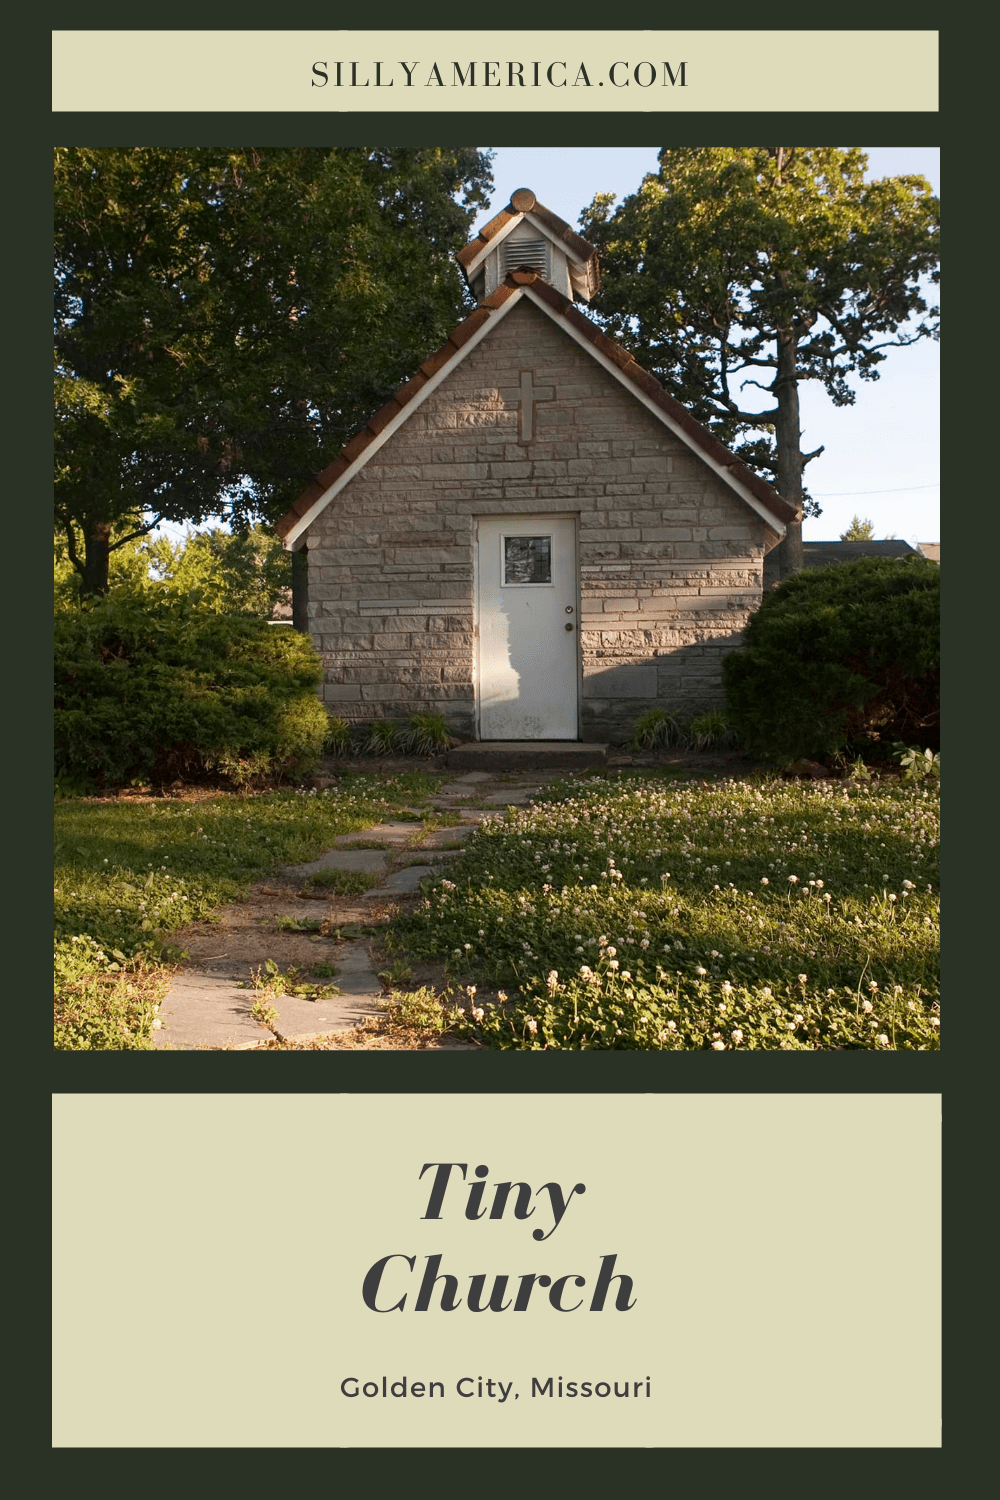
510 187 536 212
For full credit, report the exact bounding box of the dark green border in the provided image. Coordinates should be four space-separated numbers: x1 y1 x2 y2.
41 11 967 1485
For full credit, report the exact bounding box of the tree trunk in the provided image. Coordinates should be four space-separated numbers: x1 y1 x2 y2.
81 521 112 597
770 330 804 579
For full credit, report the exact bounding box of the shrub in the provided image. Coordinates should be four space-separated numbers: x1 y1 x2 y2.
686 711 740 752
628 708 683 751
324 716 353 757
54 591 329 788
724 558 939 764
404 713 452 755
364 718 405 755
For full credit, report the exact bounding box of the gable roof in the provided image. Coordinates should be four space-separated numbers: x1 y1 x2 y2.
802 540 919 568
276 271 796 547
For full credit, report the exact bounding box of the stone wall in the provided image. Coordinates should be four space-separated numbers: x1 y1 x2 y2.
304 298 769 741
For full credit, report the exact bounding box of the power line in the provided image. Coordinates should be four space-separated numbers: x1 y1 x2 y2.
812 482 939 498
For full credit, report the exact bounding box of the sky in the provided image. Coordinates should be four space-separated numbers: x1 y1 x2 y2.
474 147 940 546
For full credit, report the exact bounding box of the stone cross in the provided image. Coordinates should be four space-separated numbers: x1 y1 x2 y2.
518 370 554 443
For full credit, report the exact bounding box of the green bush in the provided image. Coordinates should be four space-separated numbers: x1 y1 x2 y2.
364 718 405 755
54 591 329 787
324 716 353 757
724 558 939 764
686 711 740 752
628 707 684 751
404 713 452 755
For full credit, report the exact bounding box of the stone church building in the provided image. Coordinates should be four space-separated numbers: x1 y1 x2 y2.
277 188 795 743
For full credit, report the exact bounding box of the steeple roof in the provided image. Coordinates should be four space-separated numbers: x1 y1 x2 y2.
457 187 600 304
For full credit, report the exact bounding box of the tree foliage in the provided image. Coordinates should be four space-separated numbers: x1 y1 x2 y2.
54 147 493 594
55 525 291 618
839 515 876 541
580 148 939 575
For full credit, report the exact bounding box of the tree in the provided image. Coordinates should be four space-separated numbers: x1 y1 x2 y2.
55 147 493 595
580 148 939 577
840 515 876 541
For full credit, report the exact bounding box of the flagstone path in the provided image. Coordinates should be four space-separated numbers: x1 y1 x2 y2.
153 769 567 1051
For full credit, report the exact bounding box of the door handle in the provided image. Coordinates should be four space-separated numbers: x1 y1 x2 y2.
565 622 574 631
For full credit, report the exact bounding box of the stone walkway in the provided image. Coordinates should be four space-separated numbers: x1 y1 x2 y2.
153 769 566 1050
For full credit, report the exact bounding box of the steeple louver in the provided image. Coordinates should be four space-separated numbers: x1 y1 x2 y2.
500 236 548 278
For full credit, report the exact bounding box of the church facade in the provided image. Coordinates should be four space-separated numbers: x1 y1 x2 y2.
277 189 794 743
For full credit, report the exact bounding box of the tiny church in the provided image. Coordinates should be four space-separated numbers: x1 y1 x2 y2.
277 188 795 742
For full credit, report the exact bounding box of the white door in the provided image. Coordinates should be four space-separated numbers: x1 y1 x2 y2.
476 516 578 740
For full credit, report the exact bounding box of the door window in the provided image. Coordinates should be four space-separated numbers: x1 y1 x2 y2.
502 534 552 586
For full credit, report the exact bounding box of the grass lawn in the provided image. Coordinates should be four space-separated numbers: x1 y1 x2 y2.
393 771 940 1050
53 771 440 1049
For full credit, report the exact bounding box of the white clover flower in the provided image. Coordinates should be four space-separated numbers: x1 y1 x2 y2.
930 1018 940 1028
797 974 807 984
731 1029 743 1045
472 1007 484 1022
608 959 619 971
721 982 733 996
695 965 707 977
760 877 769 885
862 999 873 1013
606 946 617 957
621 970 632 981
876 1034 890 1048
711 1040 725 1050
788 875 798 884
526 1019 538 1036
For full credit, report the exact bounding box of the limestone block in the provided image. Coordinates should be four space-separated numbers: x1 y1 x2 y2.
584 661 658 698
